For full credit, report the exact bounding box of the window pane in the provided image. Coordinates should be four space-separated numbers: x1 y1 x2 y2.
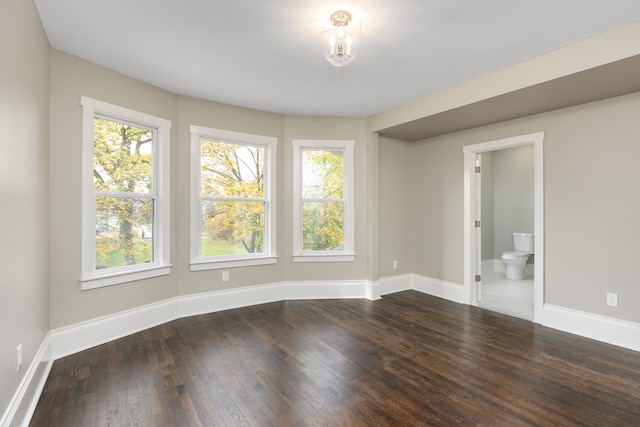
95 197 154 269
302 150 343 199
201 200 265 256
93 118 153 194
201 140 264 198
302 201 344 250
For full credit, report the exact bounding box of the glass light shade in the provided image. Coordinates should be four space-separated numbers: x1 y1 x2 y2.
321 10 360 67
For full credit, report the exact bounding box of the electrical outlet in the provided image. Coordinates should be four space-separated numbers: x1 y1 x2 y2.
606 292 618 307
16 344 22 372
222 270 229 282
392 260 398 270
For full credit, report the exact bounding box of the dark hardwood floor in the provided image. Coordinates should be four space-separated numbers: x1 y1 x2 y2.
30 291 640 426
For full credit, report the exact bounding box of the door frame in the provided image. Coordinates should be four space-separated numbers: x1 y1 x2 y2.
463 132 545 322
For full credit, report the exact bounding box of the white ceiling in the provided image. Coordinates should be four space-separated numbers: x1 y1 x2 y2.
34 0 640 118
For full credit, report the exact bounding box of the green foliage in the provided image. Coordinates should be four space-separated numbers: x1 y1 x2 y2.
302 150 345 251
93 118 153 268
200 140 265 253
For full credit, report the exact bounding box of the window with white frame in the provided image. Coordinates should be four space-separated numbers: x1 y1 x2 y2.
80 97 171 290
190 126 277 270
292 139 355 262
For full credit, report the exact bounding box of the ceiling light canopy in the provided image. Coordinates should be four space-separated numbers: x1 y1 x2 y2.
321 10 360 67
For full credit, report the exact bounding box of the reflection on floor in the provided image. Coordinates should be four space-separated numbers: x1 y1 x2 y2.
480 269 534 320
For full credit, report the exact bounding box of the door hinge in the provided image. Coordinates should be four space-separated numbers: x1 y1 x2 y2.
475 166 481 173
475 274 481 282
475 220 481 228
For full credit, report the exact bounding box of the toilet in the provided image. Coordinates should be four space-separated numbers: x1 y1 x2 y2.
501 232 534 280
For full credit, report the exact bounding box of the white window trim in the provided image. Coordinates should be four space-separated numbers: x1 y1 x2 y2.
292 139 355 262
80 97 171 290
189 125 277 271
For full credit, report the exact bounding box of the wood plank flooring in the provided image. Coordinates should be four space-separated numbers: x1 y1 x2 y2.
30 291 640 426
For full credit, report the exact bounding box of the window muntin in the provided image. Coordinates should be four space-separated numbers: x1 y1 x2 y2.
81 97 171 289
191 126 277 270
93 117 156 269
293 140 354 262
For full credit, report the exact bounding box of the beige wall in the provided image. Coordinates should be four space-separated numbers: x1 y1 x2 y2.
47 51 371 329
0 0 50 416
383 92 640 323
282 116 369 281
378 137 412 277
408 134 465 284
176 96 285 294
49 51 180 328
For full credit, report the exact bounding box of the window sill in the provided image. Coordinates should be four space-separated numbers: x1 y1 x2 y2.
190 255 278 271
80 264 172 290
292 253 355 263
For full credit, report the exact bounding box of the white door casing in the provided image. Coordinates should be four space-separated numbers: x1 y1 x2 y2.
463 132 545 322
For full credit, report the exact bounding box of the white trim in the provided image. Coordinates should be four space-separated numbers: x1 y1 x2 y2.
292 254 355 263
190 256 278 271
10 279 640 427
379 273 465 303
0 336 52 427
463 132 544 321
292 139 355 260
51 297 181 359
49 280 378 360
81 265 171 290
540 304 640 352
80 96 171 290
189 125 277 269
411 274 466 303
379 274 412 295
481 259 502 273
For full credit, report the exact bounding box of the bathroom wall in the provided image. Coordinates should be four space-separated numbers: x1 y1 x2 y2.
492 145 534 259
480 151 495 261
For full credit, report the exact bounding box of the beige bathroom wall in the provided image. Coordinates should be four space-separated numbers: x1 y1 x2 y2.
492 145 534 258
0 0 50 418
378 137 412 277
480 151 495 261
407 91 640 323
48 50 180 329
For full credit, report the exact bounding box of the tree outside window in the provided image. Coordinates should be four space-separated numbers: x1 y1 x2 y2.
190 125 277 270
293 139 355 262
93 117 154 269
81 96 171 290
199 140 265 256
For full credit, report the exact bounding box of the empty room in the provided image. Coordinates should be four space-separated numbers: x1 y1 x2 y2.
2 1 640 426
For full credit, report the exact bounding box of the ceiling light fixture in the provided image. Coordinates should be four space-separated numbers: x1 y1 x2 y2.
321 10 360 67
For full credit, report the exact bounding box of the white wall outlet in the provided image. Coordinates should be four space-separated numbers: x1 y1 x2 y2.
16 344 22 372
222 270 229 282
392 260 398 270
606 292 618 307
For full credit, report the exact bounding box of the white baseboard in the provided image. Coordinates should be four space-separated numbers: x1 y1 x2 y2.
379 273 465 304
411 274 466 303
8 277 640 427
482 258 534 276
1 335 52 427
379 274 412 295
482 259 502 272
51 280 378 360
540 304 640 352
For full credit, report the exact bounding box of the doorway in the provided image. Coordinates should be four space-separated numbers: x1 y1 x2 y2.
463 132 544 322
